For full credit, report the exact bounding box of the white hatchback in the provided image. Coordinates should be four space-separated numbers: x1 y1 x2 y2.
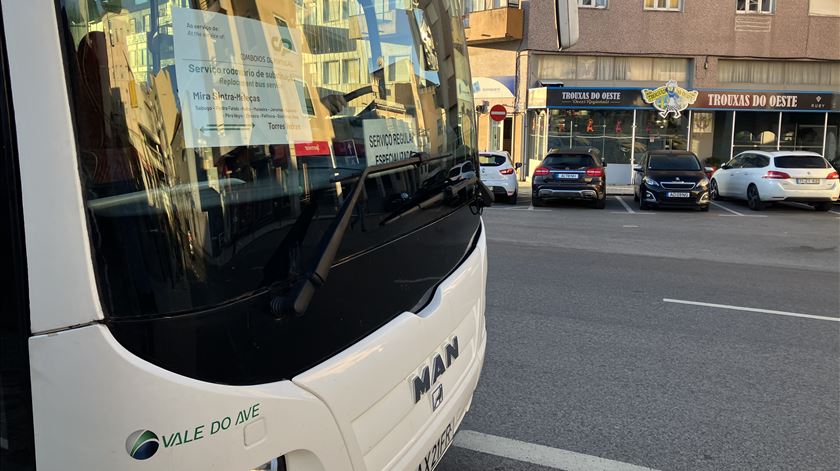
711 151 839 211
479 151 520 204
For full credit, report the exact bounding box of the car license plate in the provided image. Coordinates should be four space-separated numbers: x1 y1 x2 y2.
418 415 458 471
796 178 819 184
555 173 577 179
667 192 690 198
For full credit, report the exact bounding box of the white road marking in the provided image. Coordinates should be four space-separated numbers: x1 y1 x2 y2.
830 210 840 216
718 214 768 218
662 298 839 323
614 196 636 214
710 201 743 216
623 225 639 228
454 430 658 471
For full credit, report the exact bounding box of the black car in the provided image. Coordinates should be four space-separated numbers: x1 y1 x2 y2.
633 150 711 211
531 149 607 209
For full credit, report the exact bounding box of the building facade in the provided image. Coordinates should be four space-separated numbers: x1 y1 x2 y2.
465 0 840 183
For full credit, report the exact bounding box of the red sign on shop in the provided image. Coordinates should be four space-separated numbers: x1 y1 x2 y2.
294 141 331 156
489 104 507 122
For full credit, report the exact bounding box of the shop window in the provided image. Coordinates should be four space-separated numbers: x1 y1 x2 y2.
737 0 775 14
826 113 839 166
644 0 682 11
527 110 547 161
579 0 608 8
780 113 825 153
547 109 635 164
635 110 689 157
810 0 840 16
733 111 778 151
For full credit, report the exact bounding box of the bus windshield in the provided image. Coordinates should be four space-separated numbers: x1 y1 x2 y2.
58 0 476 318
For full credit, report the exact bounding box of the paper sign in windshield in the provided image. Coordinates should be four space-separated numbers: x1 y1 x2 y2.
173 7 312 148
363 119 418 165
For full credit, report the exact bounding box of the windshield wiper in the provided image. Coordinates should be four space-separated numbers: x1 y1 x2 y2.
269 152 452 318
379 176 478 227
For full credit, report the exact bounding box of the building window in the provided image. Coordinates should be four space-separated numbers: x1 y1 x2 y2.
323 60 339 84
644 0 682 11
534 55 689 83
463 0 518 14
719 60 840 87
809 0 840 16
736 0 775 14
342 58 360 83
579 0 607 8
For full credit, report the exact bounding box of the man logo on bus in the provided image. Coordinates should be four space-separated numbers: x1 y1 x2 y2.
126 429 160 460
642 80 698 119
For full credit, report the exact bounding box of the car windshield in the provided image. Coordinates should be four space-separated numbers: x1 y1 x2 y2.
647 154 701 171
57 0 477 319
479 154 508 166
543 154 595 169
774 155 829 169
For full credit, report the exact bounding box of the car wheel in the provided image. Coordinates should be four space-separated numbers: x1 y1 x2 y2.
532 196 544 207
813 201 833 212
508 190 518 205
747 184 765 211
633 190 639 202
710 180 721 200
638 186 650 210
699 205 710 212
593 196 606 209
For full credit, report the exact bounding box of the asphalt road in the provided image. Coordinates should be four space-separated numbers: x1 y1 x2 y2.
438 193 840 471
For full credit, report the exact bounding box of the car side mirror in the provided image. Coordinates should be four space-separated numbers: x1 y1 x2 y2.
633 165 642 172
602 162 608 167
515 162 522 169
720 164 729 170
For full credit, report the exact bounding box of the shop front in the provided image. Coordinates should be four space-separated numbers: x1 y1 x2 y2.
527 84 840 184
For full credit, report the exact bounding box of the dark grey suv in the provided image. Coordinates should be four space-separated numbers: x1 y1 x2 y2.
531 149 607 209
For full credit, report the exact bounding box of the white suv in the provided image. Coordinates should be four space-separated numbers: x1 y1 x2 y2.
711 151 839 211
479 151 520 203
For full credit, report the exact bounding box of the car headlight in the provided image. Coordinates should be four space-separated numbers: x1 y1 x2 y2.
643 177 660 188
696 177 709 188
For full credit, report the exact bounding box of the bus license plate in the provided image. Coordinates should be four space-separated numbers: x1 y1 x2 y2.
797 178 819 184
667 192 690 198
418 416 458 471
556 173 577 179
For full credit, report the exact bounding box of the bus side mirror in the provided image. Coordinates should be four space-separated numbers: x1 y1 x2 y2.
554 0 580 49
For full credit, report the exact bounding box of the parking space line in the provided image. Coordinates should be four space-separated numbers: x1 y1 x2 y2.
614 196 636 214
710 202 769 218
454 430 658 471
710 201 743 216
830 210 840 216
663 298 839 322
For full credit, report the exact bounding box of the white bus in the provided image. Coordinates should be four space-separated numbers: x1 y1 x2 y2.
0 1 575 470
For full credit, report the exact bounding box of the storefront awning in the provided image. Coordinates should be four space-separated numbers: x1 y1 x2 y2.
473 76 515 100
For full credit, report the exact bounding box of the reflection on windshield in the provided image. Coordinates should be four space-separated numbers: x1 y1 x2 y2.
59 0 476 317
648 155 701 171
